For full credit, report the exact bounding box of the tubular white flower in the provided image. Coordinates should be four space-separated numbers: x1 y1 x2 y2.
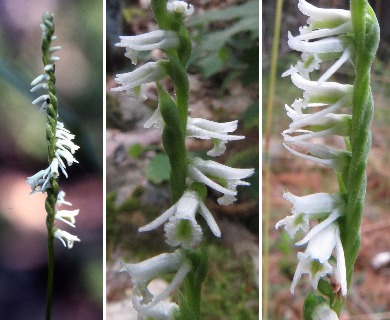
144 107 244 156
297 0 351 32
139 190 221 247
291 73 353 104
188 157 254 205
57 190 72 206
291 223 346 296
121 250 191 311
54 229 80 249
116 30 179 65
283 140 350 171
187 118 245 157
55 209 79 228
167 1 194 16
111 61 167 100
56 122 80 154
276 191 345 238
26 168 51 194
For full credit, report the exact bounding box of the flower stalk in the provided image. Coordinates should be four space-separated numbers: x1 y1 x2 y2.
27 13 80 320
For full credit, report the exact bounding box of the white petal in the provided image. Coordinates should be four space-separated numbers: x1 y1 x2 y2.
283 192 343 215
298 0 350 24
121 250 183 284
295 209 342 246
139 205 177 232
198 201 221 237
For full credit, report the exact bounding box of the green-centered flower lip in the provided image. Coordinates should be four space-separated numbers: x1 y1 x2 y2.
139 190 221 244
167 0 194 16
291 223 346 296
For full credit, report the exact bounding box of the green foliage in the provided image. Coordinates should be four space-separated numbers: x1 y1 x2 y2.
242 100 259 130
188 0 259 81
128 143 143 158
197 242 258 319
145 153 171 184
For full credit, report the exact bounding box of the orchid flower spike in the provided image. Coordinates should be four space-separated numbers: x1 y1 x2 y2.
121 250 191 311
139 190 221 248
188 157 254 206
283 0 354 82
116 30 179 65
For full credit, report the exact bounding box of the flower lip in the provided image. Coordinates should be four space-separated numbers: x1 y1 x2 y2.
167 1 194 16
138 190 221 242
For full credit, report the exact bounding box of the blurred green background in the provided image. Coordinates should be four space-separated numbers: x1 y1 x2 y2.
0 0 103 319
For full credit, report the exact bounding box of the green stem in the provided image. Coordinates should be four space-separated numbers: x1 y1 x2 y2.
41 13 60 319
45 227 54 320
343 0 379 288
264 0 284 318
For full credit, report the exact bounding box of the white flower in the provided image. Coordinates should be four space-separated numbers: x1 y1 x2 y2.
276 191 344 238
139 190 221 248
167 1 194 16
111 61 167 100
187 118 245 157
26 168 51 194
291 73 353 104
26 159 61 193
54 229 80 249
55 209 79 228
297 0 351 32
188 157 254 205
121 250 191 311
116 30 179 65
282 52 322 79
144 106 244 156
283 140 351 171
57 190 72 206
291 223 346 296
312 303 339 320
132 297 179 320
